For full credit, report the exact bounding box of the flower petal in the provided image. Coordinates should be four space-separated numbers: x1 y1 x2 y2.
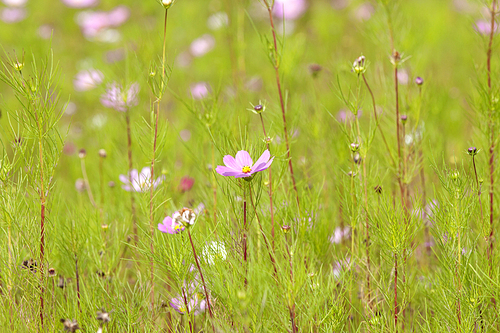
235 150 253 168
253 156 274 173
216 166 243 177
223 155 240 171
251 150 270 171
119 174 129 184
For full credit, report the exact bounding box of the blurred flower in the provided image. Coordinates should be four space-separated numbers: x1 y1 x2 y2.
332 257 350 279
474 19 498 35
60 319 80 332
415 76 424 85
75 179 86 192
354 2 374 21
101 82 139 111
2 0 27 6
178 176 194 192
170 294 199 315
190 82 210 99
190 34 215 57
194 203 205 215
37 24 53 39
207 12 228 30
336 109 362 122
1 7 26 23
76 6 130 39
216 150 274 179
61 0 98 8
73 69 103 92
329 226 350 244
173 208 196 228
273 0 307 20
96 309 111 324
331 0 348 10
119 167 163 192
176 51 192 68
158 214 185 234
179 129 191 141
245 76 263 92
202 241 227 265
397 68 409 85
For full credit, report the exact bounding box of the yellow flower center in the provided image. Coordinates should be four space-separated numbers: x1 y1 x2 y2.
242 166 252 174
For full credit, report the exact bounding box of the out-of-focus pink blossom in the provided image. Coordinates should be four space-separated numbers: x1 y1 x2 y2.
354 2 374 21
61 0 98 8
179 129 191 142
329 226 350 244
37 24 53 39
190 34 215 57
178 176 195 192
190 82 210 100
76 6 129 39
273 0 308 21
101 82 139 112
2 0 27 6
336 109 362 122
73 69 104 92
397 69 409 85
119 167 163 192
474 20 498 35
1 7 26 23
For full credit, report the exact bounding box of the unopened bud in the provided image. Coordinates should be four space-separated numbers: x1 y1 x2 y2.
352 56 366 75
350 143 360 152
353 153 362 164
281 225 291 233
415 77 424 86
374 185 382 194
161 0 174 9
78 149 86 159
467 147 478 156
401 115 408 124
98 149 107 158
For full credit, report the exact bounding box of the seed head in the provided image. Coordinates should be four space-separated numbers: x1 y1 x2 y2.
60 319 80 332
98 149 107 158
78 149 86 159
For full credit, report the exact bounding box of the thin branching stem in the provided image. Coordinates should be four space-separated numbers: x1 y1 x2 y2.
259 113 275 248
125 110 137 244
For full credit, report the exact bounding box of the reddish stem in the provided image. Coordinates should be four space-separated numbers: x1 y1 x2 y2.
125 110 137 244
394 253 398 333
259 113 275 248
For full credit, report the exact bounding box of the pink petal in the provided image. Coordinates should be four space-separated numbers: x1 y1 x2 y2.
253 156 274 173
235 150 253 167
216 166 242 177
251 150 270 171
223 155 240 170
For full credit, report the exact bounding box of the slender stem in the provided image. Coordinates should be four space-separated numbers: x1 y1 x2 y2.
181 287 194 333
212 143 217 225
187 229 214 319
455 194 462 327
81 158 96 208
265 3 299 208
284 233 298 333
99 155 104 217
394 252 398 333
75 255 81 312
420 149 431 258
487 0 497 278
472 155 484 222
362 73 396 166
243 184 248 265
125 110 137 244
259 113 275 248
36 111 45 330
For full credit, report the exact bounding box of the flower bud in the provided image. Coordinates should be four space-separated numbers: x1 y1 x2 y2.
350 143 360 153
467 147 478 156
352 56 366 75
281 225 291 233
108 181 116 188
401 115 408 125
78 148 86 159
98 149 107 158
14 62 24 72
374 185 382 194
450 171 459 181
161 0 174 9
353 153 362 164
415 77 424 86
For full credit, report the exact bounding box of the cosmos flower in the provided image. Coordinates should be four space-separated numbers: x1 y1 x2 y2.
190 82 210 100
475 19 498 36
172 208 196 228
76 5 129 39
216 150 274 178
2 0 27 6
73 69 103 92
190 34 215 57
1 7 26 23
119 167 163 192
178 176 195 192
61 0 98 8
158 214 185 234
273 0 308 20
101 82 139 111
329 226 350 244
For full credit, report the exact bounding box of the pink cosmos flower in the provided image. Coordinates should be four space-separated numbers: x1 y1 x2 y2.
73 69 103 92
475 20 498 35
190 82 210 100
101 82 139 112
76 5 129 39
273 0 307 20
216 150 274 178
119 167 163 192
2 0 27 6
61 0 98 8
1 7 26 23
158 215 185 234
178 176 195 192
190 34 215 57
